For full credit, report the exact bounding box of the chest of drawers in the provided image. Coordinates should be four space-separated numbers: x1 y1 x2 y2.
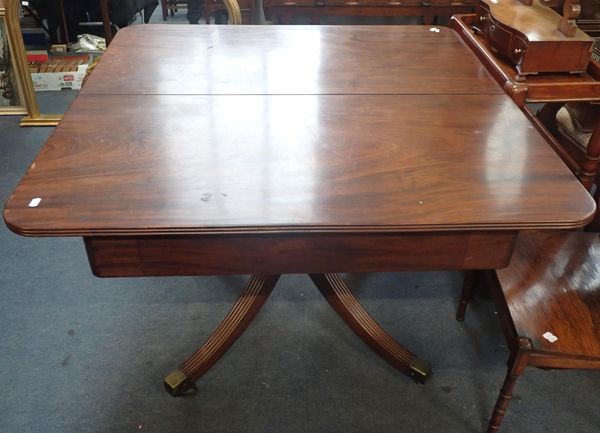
263 0 477 24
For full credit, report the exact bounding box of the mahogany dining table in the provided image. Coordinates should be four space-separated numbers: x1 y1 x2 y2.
3 24 596 396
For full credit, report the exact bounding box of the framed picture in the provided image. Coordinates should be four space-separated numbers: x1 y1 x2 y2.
0 7 26 115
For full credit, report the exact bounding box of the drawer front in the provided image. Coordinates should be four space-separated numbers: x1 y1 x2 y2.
486 15 513 58
269 0 316 6
321 0 421 6
85 231 517 277
267 0 470 6
207 0 253 7
508 35 527 66
428 0 477 6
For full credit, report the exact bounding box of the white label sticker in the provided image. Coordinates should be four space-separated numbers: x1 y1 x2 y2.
28 198 42 208
542 332 558 343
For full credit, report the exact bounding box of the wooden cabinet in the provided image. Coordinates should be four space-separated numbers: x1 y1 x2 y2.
263 0 477 23
476 0 593 75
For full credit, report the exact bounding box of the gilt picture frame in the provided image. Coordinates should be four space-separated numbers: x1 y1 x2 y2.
3 0 61 125
0 7 26 115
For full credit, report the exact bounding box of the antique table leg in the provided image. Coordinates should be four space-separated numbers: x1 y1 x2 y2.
309 273 432 384
165 272 433 396
164 274 280 396
456 270 481 321
99 0 113 46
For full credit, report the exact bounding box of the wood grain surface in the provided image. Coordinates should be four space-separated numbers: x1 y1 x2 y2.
4 92 595 236
80 25 503 96
84 231 517 276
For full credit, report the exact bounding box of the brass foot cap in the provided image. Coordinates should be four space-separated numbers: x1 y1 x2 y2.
164 369 191 397
408 358 433 384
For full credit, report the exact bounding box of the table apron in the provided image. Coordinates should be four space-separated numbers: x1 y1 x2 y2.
83 231 518 277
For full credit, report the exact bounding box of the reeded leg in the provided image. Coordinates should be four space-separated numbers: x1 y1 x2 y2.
456 270 480 321
164 274 280 396
310 273 432 384
487 338 532 432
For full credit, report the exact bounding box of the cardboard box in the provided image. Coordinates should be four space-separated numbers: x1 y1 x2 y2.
31 64 88 91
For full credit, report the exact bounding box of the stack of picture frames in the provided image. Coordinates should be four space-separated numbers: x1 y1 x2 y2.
0 0 61 126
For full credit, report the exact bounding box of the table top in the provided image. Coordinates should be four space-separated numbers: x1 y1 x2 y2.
81 25 503 96
3 25 595 237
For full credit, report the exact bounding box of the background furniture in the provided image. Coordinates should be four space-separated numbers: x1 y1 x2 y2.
476 0 593 74
30 0 158 44
577 0 600 36
161 0 187 20
456 231 600 432
161 0 251 23
263 0 476 24
204 0 254 23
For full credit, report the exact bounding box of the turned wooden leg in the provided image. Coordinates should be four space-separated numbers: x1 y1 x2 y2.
456 270 480 321
487 338 532 432
164 274 280 396
99 0 112 46
310 273 432 384
422 15 434 25
580 113 600 192
161 0 168 20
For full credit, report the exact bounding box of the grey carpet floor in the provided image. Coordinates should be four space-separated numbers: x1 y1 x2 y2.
1 88 600 433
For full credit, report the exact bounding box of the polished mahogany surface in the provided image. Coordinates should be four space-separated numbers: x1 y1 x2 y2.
497 230 600 358
4 92 595 236
3 25 596 237
80 25 502 96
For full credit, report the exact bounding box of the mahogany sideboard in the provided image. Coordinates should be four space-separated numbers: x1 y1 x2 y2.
263 0 476 24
